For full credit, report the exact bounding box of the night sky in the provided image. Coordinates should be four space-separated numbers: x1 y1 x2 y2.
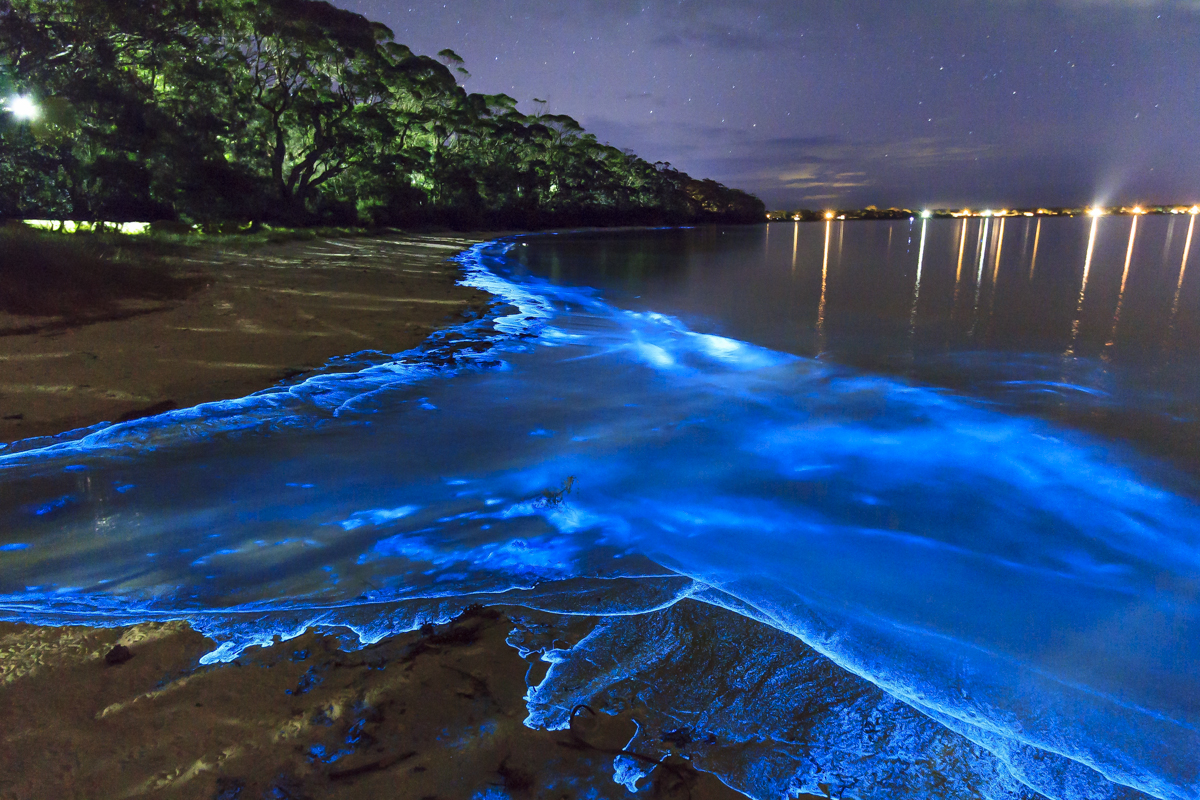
334 0 1200 210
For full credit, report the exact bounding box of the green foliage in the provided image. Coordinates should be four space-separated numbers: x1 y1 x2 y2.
0 0 764 228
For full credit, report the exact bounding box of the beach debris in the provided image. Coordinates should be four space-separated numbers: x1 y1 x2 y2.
104 644 133 666
537 476 577 509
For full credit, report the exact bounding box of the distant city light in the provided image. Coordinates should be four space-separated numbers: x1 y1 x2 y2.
1191 206 1200 216
981 210 993 217
4 95 39 121
1088 208 1105 217
1132 207 1145 215
825 211 835 220
921 210 932 219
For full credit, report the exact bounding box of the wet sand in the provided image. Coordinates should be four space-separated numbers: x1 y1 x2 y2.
0 233 495 446
0 607 754 800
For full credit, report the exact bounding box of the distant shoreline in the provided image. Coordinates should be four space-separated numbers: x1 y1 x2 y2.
768 204 1200 221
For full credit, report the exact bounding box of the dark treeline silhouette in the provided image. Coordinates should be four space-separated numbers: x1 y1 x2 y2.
0 0 764 229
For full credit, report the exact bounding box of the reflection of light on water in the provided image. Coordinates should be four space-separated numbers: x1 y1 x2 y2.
1066 216 1100 356
1107 216 1139 348
1029 218 1042 280
992 218 1006 285
817 221 831 350
1163 216 1177 264
970 218 991 335
1166 214 1197 340
1121 216 1138 295
792 221 799 272
955 219 968 284
909 219 928 337
952 220 969 322
986 219 1006 330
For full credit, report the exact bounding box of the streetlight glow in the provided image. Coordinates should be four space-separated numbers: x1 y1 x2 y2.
921 210 932 219
1088 207 1105 218
825 211 835 220
5 95 39 121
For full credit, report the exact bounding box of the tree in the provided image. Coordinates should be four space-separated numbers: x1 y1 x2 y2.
0 0 764 227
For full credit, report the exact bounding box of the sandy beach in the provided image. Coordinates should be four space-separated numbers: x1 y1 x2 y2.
0 233 494 446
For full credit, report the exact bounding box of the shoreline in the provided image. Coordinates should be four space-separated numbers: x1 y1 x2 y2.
0 232 501 447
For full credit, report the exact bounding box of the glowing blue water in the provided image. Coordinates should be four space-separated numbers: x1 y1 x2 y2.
1 236 1197 800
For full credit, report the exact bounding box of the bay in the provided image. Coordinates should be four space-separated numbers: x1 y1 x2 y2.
1 221 1198 800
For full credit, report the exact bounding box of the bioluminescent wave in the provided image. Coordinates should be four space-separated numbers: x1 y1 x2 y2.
1 236 1198 800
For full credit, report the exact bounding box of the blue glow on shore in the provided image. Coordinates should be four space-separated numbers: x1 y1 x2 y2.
0 237 1196 800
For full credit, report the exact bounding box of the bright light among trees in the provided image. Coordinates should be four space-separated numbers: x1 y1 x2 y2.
5 95 39 121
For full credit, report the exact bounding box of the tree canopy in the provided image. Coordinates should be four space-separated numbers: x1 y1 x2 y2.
0 0 764 228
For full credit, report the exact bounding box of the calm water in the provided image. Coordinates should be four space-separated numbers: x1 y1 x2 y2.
511 218 1200 474
1 222 1199 800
